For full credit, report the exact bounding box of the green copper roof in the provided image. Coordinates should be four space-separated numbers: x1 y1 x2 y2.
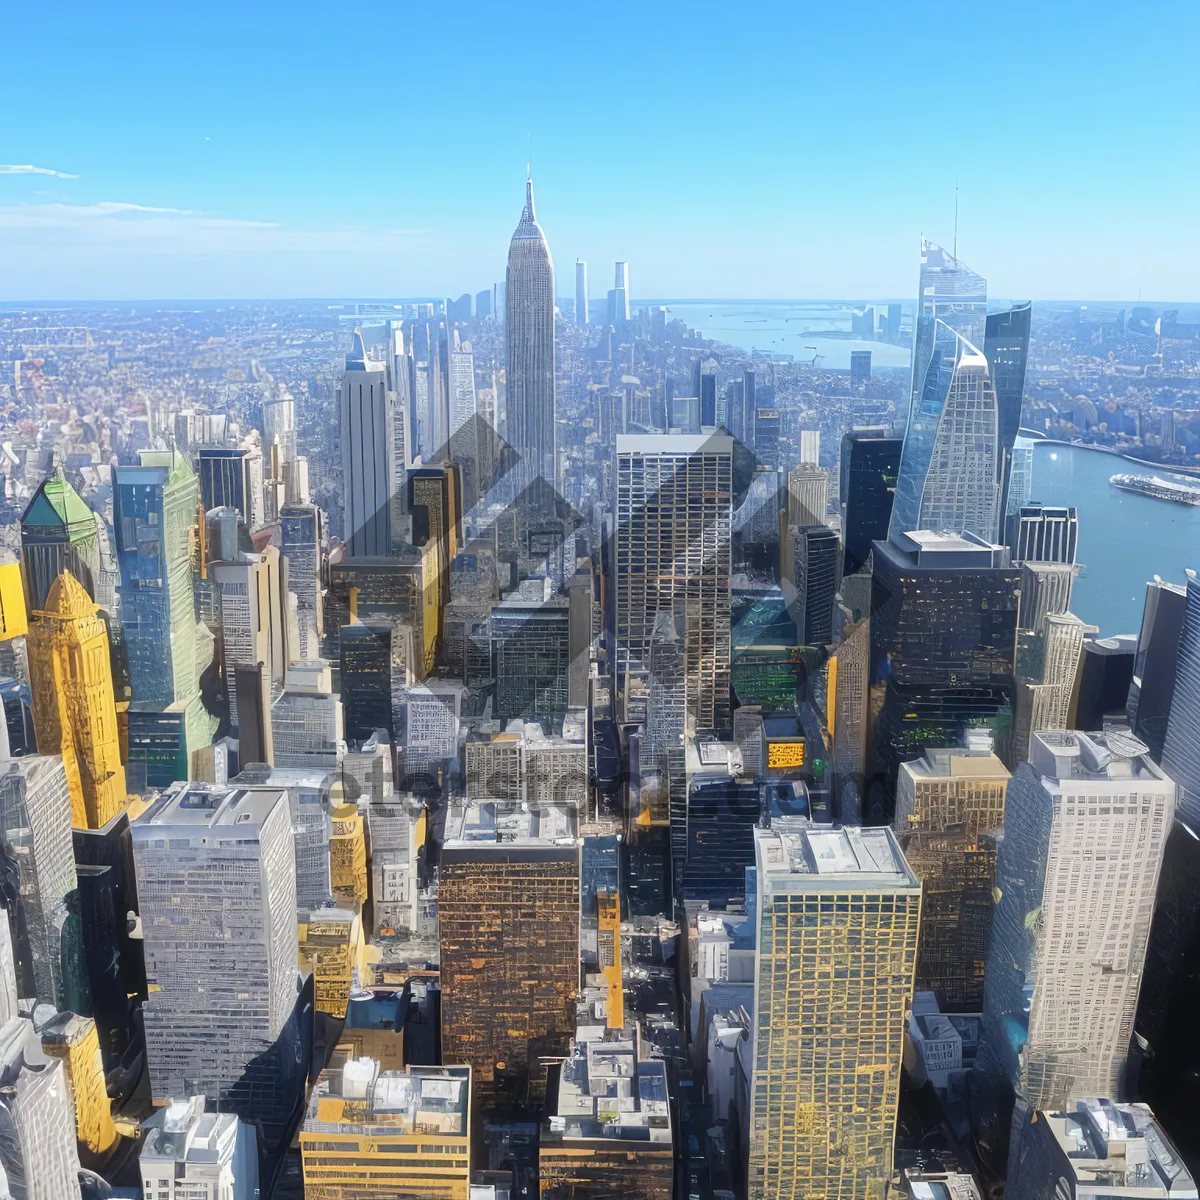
22 471 95 531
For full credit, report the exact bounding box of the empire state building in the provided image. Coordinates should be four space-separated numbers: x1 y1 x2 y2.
505 178 556 489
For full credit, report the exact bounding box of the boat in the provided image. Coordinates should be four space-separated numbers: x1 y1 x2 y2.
1109 472 1200 506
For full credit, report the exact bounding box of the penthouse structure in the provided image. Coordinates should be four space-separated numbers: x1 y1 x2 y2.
301 1061 471 1200
439 798 581 1111
140 1094 259 1200
974 731 1175 1169
132 782 300 1110
748 825 921 1199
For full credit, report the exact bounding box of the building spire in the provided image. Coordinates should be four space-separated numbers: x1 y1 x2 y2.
525 175 536 223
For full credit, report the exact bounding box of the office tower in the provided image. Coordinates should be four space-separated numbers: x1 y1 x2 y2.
567 566 593 709
329 797 367 907
786 462 828 527
973 731 1174 1168
132 782 300 1110
280 503 324 662
753 408 781 467
448 334 476 437
985 302 1031 514
868 532 1019 819
1073 635 1136 731
475 287 493 320
20 470 100 610
339 328 394 556
1005 436 1035 522
1011 504 1079 565
885 302 902 342
112 450 202 704
700 370 717 428
829 609 870 820
270 663 342 771
439 797 580 1111
409 462 460 616
26 571 126 830
894 738 1009 1010
1013 611 1096 764
748 825 921 1200
490 585 570 728
212 556 273 731
340 620 393 744
791 525 839 645
540 1028 673 1200
613 261 631 322
198 445 264 531
1006 1099 1195 1200
724 379 745 440
839 428 901 578
1163 570 1200 825
891 241 988 542
615 435 733 733
301 1062 471 1199
1019 561 1078 636
506 178 557 488
446 292 473 323
0 1017 83 1198
899 321 1001 540
743 369 757 438
39 1011 117 1156
0 756 77 1008
1128 576 1188 759
141 1095 259 1200
262 385 297 466
798 428 821 466
575 259 588 325
366 792 423 937
850 349 872 384
393 679 462 785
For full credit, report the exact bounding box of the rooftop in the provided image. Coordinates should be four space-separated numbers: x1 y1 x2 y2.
444 797 579 847
754 824 919 896
133 781 286 834
305 1061 470 1137
1029 730 1169 786
616 432 734 456
1038 1100 1196 1196
141 1096 240 1166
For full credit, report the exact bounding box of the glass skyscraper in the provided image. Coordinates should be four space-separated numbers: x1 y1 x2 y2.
890 240 988 542
985 300 1032 515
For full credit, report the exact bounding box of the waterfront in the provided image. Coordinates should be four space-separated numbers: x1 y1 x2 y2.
645 299 912 371
1031 441 1200 635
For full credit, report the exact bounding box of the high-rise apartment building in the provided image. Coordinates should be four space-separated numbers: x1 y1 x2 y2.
506 179 556 488
339 328 394 556
300 1061 471 1200
140 1095 259 1200
615 434 733 733
0 756 77 1008
974 731 1174 1168
1161 570 1200 825
839 428 901 578
747 825 921 1200
132 782 300 1111
26 571 127 830
575 259 588 325
890 240 988 542
439 798 580 1111
279 502 323 661
895 738 1009 1010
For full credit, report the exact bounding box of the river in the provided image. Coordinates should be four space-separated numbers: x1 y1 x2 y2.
1030 441 1200 635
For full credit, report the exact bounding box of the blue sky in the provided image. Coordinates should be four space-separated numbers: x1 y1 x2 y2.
1 0 1196 301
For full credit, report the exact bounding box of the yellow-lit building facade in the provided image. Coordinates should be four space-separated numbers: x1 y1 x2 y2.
298 908 366 1020
40 1011 118 1157
26 570 127 829
748 825 921 1200
300 1060 470 1200
329 802 368 906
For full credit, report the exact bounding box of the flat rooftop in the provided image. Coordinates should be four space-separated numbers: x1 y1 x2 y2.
134 781 286 832
444 797 579 847
1030 730 1169 785
616 432 734 456
906 749 1010 782
754 824 919 895
305 1061 470 1136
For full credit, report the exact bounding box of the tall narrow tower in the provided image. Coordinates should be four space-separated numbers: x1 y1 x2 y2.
506 178 556 488
575 259 588 326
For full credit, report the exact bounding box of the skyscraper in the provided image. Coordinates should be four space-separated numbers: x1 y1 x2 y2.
439 797 580 1111
890 240 988 542
279 502 324 661
506 179 556 488
1011 504 1079 565
26 571 127 830
747 824 921 1200
849 349 872 384
984 301 1032 516
839 428 901 578
339 328 394 556
1128 576 1188 759
973 731 1174 1170
786 463 828 527
20 471 100 611
132 782 300 1113
1012 610 1096 764
198 446 263 531
575 259 588 325
790 525 839 645
1163 569 1200 825
615 434 733 733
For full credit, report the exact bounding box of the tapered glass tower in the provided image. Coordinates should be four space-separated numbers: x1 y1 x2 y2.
506 178 556 489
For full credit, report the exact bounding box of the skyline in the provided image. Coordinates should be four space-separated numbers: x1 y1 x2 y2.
1 0 1198 301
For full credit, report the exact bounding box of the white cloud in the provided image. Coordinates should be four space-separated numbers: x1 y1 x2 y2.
0 164 79 179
